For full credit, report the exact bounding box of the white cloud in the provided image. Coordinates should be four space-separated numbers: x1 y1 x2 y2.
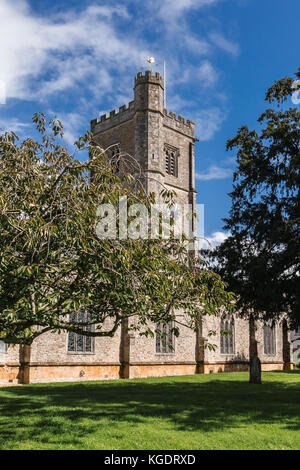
201 230 230 250
0 0 239 148
194 108 226 141
222 156 236 165
196 165 233 181
0 1 147 101
196 61 218 86
183 36 211 55
209 32 240 57
157 0 221 20
176 61 218 87
0 1 238 112
0 118 30 135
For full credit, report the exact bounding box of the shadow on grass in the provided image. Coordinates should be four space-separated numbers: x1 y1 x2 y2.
0 371 299 448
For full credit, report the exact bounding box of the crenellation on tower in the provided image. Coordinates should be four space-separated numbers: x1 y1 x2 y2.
91 71 195 139
91 100 138 134
91 70 197 200
163 111 195 138
90 118 97 129
134 70 164 89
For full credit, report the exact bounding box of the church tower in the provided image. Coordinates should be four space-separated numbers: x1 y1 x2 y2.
91 71 197 233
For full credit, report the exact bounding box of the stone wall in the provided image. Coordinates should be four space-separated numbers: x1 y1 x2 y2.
0 71 293 385
0 315 292 384
201 314 292 374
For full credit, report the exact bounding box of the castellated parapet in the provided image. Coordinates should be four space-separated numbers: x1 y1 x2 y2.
91 70 197 206
163 110 195 139
91 71 195 139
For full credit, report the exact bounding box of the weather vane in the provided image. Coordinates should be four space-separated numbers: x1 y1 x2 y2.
145 57 167 109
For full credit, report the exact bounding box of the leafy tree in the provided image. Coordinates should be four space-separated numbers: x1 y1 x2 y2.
211 69 300 383
0 113 233 346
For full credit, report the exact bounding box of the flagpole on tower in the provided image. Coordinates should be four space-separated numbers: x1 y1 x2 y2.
163 60 167 110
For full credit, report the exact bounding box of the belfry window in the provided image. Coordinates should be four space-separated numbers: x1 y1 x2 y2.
156 322 175 354
68 310 94 353
264 324 276 355
220 315 235 354
165 145 179 177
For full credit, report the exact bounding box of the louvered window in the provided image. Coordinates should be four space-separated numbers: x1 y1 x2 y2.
165 145 179 177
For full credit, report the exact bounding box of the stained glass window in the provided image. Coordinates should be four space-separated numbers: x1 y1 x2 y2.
220 315 235 354
156 322 175 354
264 324 276 355
68 310 94 353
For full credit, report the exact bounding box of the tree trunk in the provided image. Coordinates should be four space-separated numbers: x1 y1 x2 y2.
249 315 261 384
282 319 293 370
18 344 31 384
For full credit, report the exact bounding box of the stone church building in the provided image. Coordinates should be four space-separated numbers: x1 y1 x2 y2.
0 71 293 384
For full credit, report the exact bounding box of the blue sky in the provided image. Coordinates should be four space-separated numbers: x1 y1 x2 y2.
0 0 299 245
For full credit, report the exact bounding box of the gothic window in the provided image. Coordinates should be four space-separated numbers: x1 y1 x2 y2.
220 315 235 354
264 324 276 355
68 310 94 353
165 145 179 177
106 143 120 172
156 322 175 354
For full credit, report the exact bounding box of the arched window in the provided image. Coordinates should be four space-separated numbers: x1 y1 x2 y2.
68 310 94 353
220 315 235 354
264 324 276 355
156 322 175 354
0 341 6 353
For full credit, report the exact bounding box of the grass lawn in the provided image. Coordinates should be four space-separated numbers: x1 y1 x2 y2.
0 370 299 450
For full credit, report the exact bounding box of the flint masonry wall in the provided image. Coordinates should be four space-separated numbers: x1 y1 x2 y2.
27 322 122 383
201 315 292 374
0 323 122 385
0 344 21 384
126 313 197 379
